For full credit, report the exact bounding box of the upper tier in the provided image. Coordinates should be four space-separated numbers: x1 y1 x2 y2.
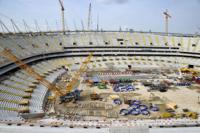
0 31 200 66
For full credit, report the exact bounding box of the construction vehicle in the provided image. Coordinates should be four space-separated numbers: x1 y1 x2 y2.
174 113 184 119
175 112 198 119
180 68 199 77
180 68 200 84
86 79 94 87
97 83 107 89
160 112 174 119
60 89 82 103
0 48 93 103
90 93 101 100
185 112 198 119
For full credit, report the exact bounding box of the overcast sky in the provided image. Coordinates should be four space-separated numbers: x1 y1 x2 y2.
0 0 200 34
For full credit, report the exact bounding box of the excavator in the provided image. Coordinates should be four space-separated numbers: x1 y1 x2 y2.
0 48 93 103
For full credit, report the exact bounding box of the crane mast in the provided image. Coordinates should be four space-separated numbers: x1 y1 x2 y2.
58 0 65 34
163 9 171 34
81 20 84 31
87 3 92 31
64 52 93 93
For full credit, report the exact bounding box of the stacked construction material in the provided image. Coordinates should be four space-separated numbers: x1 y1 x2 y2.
109 78 132 85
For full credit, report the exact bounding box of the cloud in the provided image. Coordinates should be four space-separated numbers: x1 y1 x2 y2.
96 0 129 4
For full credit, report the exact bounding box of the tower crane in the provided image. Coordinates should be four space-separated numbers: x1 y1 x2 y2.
58 0 65 34
87 3 92 31
0 48 93 103
163 9 171 34
81 20 85 31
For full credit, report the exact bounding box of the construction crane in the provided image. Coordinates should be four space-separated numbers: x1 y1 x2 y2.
97 13 99 31
64 53 92 94
0 48 93 103
0 48 65 97
81 20 85 31
163 9 171 34
58 0 65 34
87 3 92 31
60 53 93 103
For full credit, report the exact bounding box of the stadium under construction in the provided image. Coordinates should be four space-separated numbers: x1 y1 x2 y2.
0 1 200 133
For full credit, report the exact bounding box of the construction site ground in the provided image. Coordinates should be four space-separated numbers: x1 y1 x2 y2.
54 72 200 120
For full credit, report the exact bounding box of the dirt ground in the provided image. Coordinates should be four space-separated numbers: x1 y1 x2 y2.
53 69 200 120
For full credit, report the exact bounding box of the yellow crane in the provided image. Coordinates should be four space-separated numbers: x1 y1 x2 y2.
64 53 93 94
60 53 93 103
0 48 93 102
